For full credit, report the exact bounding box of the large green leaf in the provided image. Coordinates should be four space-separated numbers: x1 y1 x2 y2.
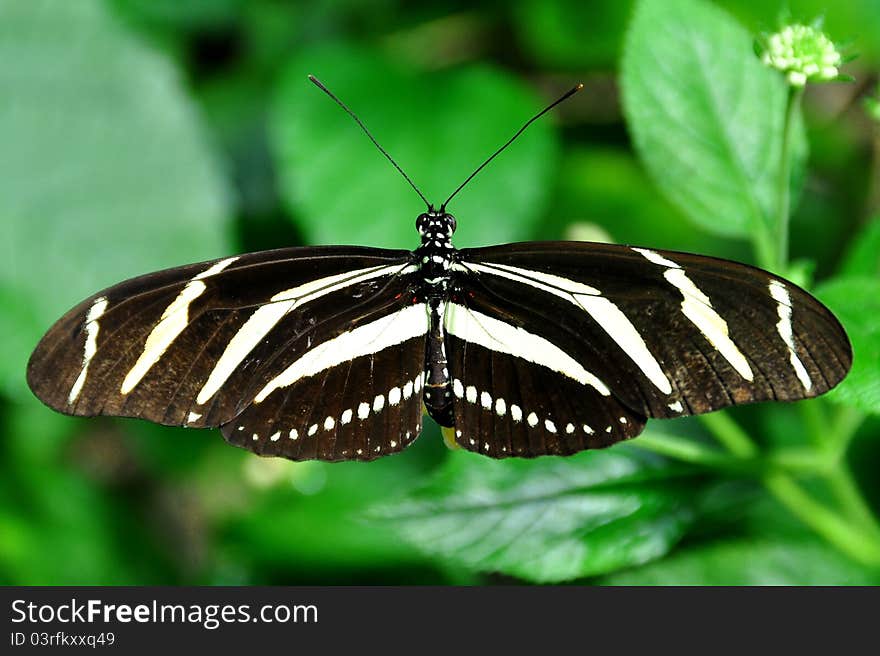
371 446 714 583
602 537 879 585
271 44 557 249
0 0 231 398
815 276 880 415
621 0 803 238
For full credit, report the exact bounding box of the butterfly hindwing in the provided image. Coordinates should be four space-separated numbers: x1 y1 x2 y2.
222 330 426 461
445 327 645 457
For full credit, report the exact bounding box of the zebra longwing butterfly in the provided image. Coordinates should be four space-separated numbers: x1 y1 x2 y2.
27 78 852 462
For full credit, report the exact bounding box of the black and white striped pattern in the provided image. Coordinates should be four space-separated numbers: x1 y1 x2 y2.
27 212 851 461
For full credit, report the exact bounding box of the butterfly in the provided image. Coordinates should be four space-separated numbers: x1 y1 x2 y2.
26 77 852 461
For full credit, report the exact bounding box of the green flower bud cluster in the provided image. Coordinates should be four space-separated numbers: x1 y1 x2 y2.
760 24 842 87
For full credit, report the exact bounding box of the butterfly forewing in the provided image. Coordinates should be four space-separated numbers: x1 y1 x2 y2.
454 241 851 429
26 247 424 453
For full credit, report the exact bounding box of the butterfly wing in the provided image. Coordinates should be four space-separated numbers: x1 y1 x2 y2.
27 246 429 461
446 241 851 456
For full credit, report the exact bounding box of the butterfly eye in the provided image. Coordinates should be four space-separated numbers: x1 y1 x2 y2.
415 213 429 234
445 214 457 234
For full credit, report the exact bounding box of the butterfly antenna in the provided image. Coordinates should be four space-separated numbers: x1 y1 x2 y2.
308 75 432 210
441 83 584 211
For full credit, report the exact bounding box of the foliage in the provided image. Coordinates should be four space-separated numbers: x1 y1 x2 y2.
1 0 878 585
373 447 725 583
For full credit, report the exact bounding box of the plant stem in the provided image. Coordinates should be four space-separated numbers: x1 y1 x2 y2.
829 406 865 457
774 85 804 273
764 473 880 565
634 433 755 473
827 467 880 542
799 398 827 448
698 413 758 458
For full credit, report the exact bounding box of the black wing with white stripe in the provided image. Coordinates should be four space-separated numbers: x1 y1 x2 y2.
27 246 428 461
445 241 850 456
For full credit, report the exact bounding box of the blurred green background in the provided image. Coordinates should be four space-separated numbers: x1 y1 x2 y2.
1 0 879 585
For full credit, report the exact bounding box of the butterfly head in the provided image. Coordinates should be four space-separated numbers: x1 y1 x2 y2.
416 209 456 243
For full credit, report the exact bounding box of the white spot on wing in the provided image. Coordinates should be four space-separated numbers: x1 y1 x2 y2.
511 405 523 422
464 262 600 295
388 386 401 405
194 256 240 280
668 400 684 413
69 296 109 405
270 431 281 441
663 269 753 381
403 380 414 399
308 424 318 436
373 394 385 412
465 385 478 403
632 248 681 269
187 411 202 424
324 416 335 431
769 280 812 390
576 295 672 394
480 391 492 409
341 408 353 424
527 412 538 427
357 402 370 420
544 419 557 433
495 398 506 416
122 258 239 396
453 379 464 398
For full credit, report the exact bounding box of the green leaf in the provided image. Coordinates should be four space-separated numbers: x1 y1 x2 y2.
601 537 880 585
815 276 880 415
839 218 880 277
0 0 232 398
371 446 715 583
621 0 805 238
271 43 557 249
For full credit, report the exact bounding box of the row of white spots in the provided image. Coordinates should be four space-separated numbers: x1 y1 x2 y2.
633 249 754 382
68 296 109 405
120 258 239 395
451 377 614 439
247 373 424 453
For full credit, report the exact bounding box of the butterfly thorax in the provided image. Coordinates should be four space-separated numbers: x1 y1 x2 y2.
414 210 457 427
